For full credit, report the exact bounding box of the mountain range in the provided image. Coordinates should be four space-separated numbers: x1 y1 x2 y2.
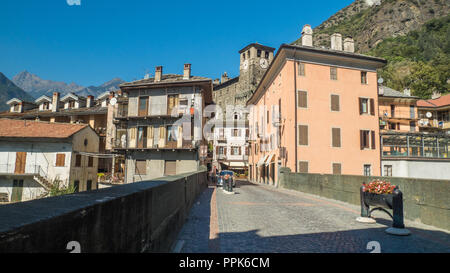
12 71 124 99
0 72 35 112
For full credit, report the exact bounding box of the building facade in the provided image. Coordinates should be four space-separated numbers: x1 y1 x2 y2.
1 91 124 184
212 43 275 173
247 25 387 185
417 93 450 134
114 64 212 182
378 86 419 133
0 119 99 203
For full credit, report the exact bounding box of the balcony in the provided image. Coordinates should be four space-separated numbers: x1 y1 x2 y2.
0 164 47 177
381 133 450 159
379 111 418 121
114 104 193 120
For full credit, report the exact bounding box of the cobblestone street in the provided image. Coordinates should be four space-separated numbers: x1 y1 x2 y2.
176 180 450 253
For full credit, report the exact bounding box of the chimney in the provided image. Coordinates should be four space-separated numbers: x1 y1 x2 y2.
378 85 384 96
155 66 162 82
221 72 229 83
52 92 60 112
86 95 94 108
432 91 441 99
183 64 191 80
301 25 313 47
213 79 220 85
403 88 411 96
331 33 343 51
343 37 355 53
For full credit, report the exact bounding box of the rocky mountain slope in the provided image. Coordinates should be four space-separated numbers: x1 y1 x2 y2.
294 0 449 53
293 0 449 99
12 71 124 98
0 72 35 112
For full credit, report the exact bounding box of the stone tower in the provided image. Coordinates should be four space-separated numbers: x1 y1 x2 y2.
213 43 275 115
237 43 275 103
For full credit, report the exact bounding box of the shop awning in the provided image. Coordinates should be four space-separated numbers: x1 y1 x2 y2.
264 153 276 166
257 154 269 167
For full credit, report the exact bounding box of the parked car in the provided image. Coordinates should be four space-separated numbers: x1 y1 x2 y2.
217 170 235 187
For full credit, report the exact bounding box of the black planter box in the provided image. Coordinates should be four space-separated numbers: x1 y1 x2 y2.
360 186 405 229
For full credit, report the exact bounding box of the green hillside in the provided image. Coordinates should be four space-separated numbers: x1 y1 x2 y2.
368 15 450 99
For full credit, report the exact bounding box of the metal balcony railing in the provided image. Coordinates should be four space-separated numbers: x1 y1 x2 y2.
0 164 47 178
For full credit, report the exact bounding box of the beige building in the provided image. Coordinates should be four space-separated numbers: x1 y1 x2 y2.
114 64 213 182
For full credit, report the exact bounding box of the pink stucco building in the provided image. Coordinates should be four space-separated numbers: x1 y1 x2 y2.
247 26 387 185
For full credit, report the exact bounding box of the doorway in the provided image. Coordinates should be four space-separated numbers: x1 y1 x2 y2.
11 179 24 202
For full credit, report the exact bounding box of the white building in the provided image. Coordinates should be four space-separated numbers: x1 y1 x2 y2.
211 113 249 174
381 132 450 180
0 119 99 203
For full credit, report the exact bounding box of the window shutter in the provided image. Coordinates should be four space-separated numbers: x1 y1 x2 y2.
298 91 307 108
224 147 227 155
370 99 375 115
299 161 308 173
298 125 308 145
331 95 340 111
360 130 364 150
359 98 363 115
371 131 376 149
332 128 341 147
332 163 341 175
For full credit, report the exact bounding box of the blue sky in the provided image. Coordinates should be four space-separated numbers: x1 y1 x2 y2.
0 0 354 86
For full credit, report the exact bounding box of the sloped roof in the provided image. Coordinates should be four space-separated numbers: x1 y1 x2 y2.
120 74 211 87
380 86 419 99
417 94 450 108
0 119 88 139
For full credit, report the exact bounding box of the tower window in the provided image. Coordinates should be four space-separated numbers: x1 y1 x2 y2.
265 51 269 59
242 53 246 60
257 49 261 57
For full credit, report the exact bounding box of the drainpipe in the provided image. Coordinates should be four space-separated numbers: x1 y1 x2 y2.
293 49 298 173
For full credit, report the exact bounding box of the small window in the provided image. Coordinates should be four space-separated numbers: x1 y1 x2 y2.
88 156 94 167
56 154 65 167
298 63 305 76
359 98 369 114
179 99 188 106
330 67 337 80
384 165 392 177
86 180 92 191
73 180 80 192
135 160 147 175
361 71 368 84
75 154 82 167
298 161 308 173
297 90 307 108
232 129 240 137
364 165 371 176
257 49 261 57
331 94 340 111
361 130 368 149
298 125 308 146
332 128 341 148
332 163 342 175
265 51 269 59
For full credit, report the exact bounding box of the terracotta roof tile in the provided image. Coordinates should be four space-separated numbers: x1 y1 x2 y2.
417 94 450 108
0 119 88 139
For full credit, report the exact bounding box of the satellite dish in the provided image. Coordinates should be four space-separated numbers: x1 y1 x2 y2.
426 112 432 118
110 97 117 106
378 78 384 84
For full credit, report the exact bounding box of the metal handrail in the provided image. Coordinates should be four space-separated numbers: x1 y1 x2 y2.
0 164 48 177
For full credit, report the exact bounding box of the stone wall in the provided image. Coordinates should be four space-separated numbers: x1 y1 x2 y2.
278 168 449 230
0 169 208 253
